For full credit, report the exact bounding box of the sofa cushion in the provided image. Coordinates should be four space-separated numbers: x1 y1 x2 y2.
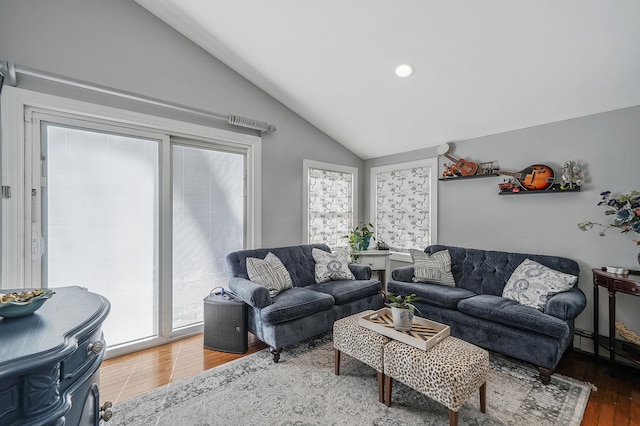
307 279 381 305
258 287 334 325
411 249 455 286
503 259 577 311
312 248 355 283
246 252 293 297
387 280 475 309
457 294 569 339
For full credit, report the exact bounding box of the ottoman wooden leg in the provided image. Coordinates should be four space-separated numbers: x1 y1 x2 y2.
334 348 341 375
448 410 458 426
479 382 486 413
377 372 385 403
384 375 392 407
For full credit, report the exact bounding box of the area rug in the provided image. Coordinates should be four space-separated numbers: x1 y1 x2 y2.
111 334 592 425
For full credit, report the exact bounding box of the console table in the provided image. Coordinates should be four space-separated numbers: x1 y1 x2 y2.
0 286 111 425
592 268 640 376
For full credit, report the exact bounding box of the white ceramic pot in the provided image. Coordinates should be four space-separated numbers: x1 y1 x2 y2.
391 306 414 331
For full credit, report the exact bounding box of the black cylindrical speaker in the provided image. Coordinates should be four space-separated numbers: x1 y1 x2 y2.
203 293 248 354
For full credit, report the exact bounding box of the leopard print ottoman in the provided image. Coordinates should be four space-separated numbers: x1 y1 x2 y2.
333 310 391 402
383 336 489 426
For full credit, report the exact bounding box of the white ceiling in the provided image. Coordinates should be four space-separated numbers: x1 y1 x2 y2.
136 0 640 159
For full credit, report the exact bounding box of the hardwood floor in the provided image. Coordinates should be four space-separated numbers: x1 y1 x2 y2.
555 350 640 426
99 333 267 404
100 335 640 425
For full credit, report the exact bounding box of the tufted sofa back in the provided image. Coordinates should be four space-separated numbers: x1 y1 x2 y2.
226 244 331 288
425 245 580 296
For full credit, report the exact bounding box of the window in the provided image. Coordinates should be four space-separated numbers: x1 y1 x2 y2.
370 158 438 256
1 87 261 356
303 160 357 248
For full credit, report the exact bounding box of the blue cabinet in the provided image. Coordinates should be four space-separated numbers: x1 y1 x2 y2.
0 286 110 425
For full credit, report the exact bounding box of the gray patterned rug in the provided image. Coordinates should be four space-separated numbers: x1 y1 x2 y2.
111 334 592 425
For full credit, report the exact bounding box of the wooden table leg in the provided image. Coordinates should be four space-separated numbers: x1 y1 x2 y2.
449 410 458 426
384 375 392 407
334 348 340 375
479 382 486 413
377 372 384 403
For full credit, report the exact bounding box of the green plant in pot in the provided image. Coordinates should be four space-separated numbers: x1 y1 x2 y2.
386 293 422 331
344 222 375 260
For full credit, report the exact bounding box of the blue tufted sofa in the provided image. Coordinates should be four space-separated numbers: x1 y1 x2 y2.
227 243 383 361
387 245 586 384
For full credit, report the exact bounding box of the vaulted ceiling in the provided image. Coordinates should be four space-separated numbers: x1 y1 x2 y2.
136 0 640 159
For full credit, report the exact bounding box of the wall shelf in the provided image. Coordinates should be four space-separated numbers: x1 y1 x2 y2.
439 173 499 181
498 184 581 195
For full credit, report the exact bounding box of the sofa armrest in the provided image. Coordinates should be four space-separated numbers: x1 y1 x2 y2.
545 287 587 320
228 277 272 309
391 265 414 282
349 264 372 280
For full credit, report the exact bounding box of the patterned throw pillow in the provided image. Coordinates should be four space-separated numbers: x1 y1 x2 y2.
312 248 355 283
411 249 455 286
246 252 293 297
502 258 577 311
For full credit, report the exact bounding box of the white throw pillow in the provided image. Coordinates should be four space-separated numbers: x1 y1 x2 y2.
411 249 455 286
312 248 355 283
502 259 577 311
246 252 293 297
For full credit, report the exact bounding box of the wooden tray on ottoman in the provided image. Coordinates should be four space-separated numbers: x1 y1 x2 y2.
358 308 450 351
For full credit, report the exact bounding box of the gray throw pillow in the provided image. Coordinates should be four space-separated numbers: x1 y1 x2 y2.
312 248 355 283
502 258 577 311
246 252 293 297
411 249 455 286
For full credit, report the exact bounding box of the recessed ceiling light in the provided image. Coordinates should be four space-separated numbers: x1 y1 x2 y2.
395 63 415 78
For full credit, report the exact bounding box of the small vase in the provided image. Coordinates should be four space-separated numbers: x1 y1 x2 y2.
391 306 414 331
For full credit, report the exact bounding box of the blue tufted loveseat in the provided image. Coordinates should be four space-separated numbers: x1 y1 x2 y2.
387 245 586 384
227 244 383 361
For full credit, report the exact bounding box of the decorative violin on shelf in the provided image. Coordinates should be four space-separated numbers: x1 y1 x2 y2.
436 143 478 176
497 164 555 191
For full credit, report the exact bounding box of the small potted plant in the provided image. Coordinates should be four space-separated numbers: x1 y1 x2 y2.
375 240 389 250
344 222 375 260
386 293 422 331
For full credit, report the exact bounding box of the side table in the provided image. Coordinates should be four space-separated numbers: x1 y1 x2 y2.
354 250 391 290
592 268 640 376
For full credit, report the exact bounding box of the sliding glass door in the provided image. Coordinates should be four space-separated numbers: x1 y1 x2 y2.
33 114 248 352
0 88 259 356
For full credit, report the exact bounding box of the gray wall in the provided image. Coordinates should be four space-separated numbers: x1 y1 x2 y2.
366 106 640 338
0 0 364 247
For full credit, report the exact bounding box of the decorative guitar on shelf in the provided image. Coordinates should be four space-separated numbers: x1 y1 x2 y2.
497 164 555 191
436 144 479 176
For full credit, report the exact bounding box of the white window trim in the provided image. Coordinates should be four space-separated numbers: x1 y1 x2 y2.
302 159 358 245
1 86 262 288
370 158 438 262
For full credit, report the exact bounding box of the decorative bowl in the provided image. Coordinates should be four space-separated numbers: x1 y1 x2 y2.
0 289 55 318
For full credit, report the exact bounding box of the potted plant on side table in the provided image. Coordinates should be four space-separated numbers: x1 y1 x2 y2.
386 293 422 331
344 222 375 261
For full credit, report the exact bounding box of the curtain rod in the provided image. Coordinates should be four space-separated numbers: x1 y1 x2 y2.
0 60 276 135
